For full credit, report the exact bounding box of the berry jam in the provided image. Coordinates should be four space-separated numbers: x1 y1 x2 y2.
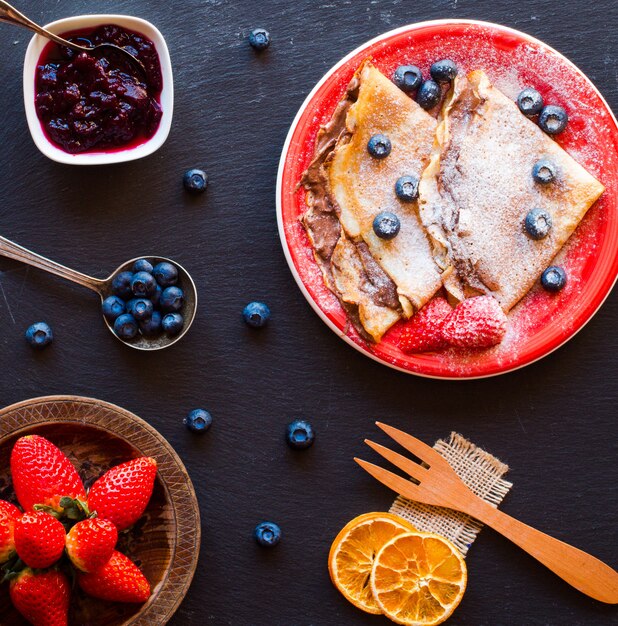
34 24 163 154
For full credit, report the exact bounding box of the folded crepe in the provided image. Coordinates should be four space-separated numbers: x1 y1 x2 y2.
301 62 441 341
419 70 605 311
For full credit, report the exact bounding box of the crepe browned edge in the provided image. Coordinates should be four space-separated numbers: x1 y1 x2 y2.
300 63 402 342
419 70 606 311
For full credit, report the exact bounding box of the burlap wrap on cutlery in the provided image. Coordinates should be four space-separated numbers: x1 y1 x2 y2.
389 432 512 556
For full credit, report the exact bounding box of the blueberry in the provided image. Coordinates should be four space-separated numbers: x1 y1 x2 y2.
152 262 178 287
254 521 281 548
242 301 271 328
151 284 162 308
249 28 270 51
416 80 441 110
524 208 552 240
541 266 567 292
395 175 419 202
430 59 458 83
132 258 153 274
126 298 153 321
392 65 422 93
25 322 53 349
131 271 157 298
159 286 184 312
517 88 544 116
373 211 401 240
184 408 212 433
538 105 568 135
139 310 162 336
286 419 315 450
367 134 391 159
102 295 125 322
183 168 208 194
113 314 138 340
532 159 557 184
111 271 134 300
162 312 184 336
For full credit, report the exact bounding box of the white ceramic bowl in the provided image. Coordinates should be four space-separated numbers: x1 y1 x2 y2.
23 14 173 165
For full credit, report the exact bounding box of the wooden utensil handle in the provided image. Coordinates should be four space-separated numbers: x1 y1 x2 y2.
471 500 618 604
0 235 104 293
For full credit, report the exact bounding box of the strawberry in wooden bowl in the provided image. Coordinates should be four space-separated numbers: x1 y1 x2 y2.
0 396 200 626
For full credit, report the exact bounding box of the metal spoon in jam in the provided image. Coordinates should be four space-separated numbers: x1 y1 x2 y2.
0 235 197 351
0 0 148 76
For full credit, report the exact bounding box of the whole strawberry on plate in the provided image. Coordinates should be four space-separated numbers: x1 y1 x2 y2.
442 296 508 349
9 568 70 626
87 457 157 531
10 435 86 514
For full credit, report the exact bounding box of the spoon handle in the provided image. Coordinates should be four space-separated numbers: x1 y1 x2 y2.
0 0 82 50
0 235 105 294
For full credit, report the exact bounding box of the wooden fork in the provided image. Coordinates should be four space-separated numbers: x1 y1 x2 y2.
355 422 618 604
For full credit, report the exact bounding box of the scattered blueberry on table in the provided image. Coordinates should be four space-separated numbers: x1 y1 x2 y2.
525 208 552 240
416 79 441 110
249 28 271 51
392 65 422 93
532 159 557 184
184 409 213 433
430 59 458 83
367 134 392 159
541 266 567 292
538 105 568 135
395 175 420 202
373 211 401 240
105 258 185 341
243 302 271 328
286 419 315 450
183 168 208 194
517 87 544 116
25 322 53 349
254 521 281 548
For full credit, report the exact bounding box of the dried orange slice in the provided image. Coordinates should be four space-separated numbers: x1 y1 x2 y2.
371 531 467 626
328 512 417 614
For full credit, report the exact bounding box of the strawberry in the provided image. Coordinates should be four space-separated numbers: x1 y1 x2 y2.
398 297 452 353
14 511 66 569
87 457 157 531
78 550 150 603
66 518 118 573
441 295 508 348
10 568 70 626
0 500 20 564
11 435 86 513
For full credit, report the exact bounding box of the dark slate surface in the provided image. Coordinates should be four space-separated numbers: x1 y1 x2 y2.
0 1 617 625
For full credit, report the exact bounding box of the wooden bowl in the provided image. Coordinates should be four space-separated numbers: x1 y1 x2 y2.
0 395 200 626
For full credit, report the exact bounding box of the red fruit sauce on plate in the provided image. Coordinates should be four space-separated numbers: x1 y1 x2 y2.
277 20 618 379
34 24 163 154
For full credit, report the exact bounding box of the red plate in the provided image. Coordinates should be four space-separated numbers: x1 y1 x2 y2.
277 20 618 379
